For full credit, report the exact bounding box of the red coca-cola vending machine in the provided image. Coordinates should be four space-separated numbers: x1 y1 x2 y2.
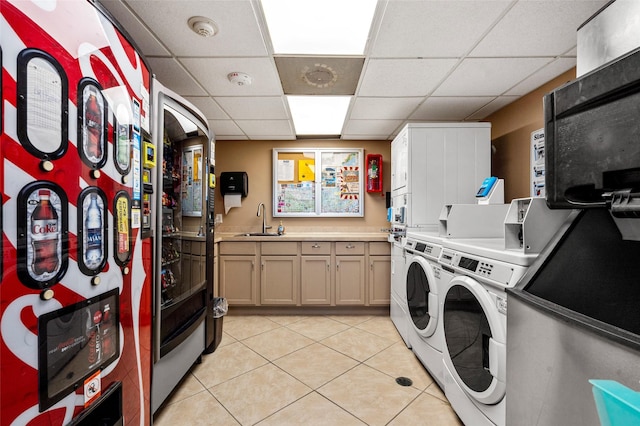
1 1 154 424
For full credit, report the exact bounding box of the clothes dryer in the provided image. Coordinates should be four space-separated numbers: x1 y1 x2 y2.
437 240 533 426
402 231 449 386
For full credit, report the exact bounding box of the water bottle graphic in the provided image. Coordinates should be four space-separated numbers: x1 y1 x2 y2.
84 193 103 268
31 189 60 275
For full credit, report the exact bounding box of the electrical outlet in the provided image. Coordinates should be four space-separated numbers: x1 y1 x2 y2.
215 214 223 224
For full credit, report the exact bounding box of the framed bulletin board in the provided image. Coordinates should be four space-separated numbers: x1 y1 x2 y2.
273 148 363 217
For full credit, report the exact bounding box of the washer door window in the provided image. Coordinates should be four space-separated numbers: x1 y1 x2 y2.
443 276 506 405
406 256 438 337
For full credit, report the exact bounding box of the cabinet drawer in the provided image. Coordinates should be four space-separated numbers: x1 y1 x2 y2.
219 241 257 255
301 241 331 255
369 242 391 256
192 241 204 255
335 241 364 255
261 241 298 255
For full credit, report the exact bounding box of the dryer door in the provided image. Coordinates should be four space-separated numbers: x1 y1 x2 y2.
406 256 438 337
443 275 506 405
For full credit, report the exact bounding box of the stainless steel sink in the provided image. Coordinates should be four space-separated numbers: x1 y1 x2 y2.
235 232 280 237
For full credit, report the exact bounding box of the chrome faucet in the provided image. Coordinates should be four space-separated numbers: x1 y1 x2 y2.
257 203 271 233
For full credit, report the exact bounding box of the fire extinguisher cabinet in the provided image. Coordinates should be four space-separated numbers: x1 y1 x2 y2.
366 154 383 193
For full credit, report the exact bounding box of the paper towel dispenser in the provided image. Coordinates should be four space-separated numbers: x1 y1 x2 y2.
220 172 248 197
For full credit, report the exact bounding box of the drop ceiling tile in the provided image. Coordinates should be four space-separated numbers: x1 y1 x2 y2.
208 120 244 137
432 57 551 97
505 58 576 96
184 96 229 120
370 0 511 58
99 0 171 56
470 0 609 57
124 0 268 57
215 97 288 120
180 57 282 97
148 57 207 96
236 120 294 138
350 97 423 120
358 58 458 97
466 96 519 120
341 134 390 140
410 97 495 121
342 119 404 136
275 57 364 95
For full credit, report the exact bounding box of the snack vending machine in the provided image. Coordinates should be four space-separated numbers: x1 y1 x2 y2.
1 1 153 424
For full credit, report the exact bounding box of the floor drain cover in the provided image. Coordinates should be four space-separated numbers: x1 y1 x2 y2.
395 377 413 387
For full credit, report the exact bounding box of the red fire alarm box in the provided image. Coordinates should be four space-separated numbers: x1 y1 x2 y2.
366 154 383 193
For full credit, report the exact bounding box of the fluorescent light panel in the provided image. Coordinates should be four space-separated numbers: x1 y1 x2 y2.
287 96 351 135
261 0 377 55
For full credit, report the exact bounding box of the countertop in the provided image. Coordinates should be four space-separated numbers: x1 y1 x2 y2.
214 232 389 243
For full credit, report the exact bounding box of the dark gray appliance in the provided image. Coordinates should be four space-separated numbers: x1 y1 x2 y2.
506 33 640 426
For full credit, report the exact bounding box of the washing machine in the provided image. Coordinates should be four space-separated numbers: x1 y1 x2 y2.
402 231 450 386
437 239 534 426
390 235 411 347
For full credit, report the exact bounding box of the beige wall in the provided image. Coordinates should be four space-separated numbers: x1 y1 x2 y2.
214 139 391 232
213 68 579 226
486 68 576 202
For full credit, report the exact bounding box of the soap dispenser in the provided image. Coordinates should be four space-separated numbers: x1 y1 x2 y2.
277 220 285 235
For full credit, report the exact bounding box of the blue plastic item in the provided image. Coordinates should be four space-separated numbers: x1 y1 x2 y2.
476 176 498 197
590 380 640 426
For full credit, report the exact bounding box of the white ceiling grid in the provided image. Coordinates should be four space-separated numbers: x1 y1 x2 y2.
98 0 609 140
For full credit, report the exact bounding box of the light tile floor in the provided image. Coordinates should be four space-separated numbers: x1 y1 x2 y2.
153 314 463 426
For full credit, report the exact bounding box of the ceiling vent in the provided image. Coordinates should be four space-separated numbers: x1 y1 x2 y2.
303 64 338 88
188 16 218 38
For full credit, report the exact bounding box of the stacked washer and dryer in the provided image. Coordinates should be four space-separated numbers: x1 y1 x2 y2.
388 122 491 385
389 123 572 426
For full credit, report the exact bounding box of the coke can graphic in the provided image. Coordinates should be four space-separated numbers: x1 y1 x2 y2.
113 191 131 266
78 78 107 168
17 181 69 289
78 187 107 275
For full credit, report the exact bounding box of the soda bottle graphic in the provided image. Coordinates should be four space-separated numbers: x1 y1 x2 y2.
84 193 103 268
31 189 60 275
117 121 130 170
86 308 102 369
85 88 102 159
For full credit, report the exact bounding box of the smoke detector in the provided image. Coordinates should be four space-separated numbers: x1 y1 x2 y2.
188 16 218 38
227 72 253 86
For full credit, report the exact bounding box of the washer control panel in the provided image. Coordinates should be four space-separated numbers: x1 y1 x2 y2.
405 239 442 261
439 248 519 287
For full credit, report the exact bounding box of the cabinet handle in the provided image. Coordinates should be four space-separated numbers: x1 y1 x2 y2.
327 263 330 271
336 262 340 271
345 244 355 249
251 261 254 270
370 262 373 270
312 243 320 248
261 262 264 270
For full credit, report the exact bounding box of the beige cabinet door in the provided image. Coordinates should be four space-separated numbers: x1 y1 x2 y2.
219 255 258 305
301 256 331 305
335 256 365 305
260 255 299 305
369 255 391 305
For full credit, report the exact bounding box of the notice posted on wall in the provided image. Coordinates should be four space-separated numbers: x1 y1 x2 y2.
531 128 545 198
